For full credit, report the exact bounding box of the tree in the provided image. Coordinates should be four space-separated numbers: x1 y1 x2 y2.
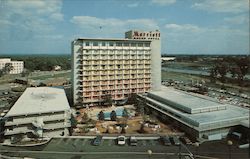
216 63 228 83
82 112 89 123
70 116 78 128
110 110 117 121
98 111 105 121
121 125 126 134
122 108 129 118
209 68 217 83
127 93 137 105
136 98 145 116
102 94 112 106
2 63 14 74
235 57 249 84
0 69 3 77
139 123 145 133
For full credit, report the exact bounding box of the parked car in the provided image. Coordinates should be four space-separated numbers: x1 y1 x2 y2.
92 135 102 146
129 136 137 146
159 136 171 146
117 135 126 145
180 136 192 145
170 136 180 146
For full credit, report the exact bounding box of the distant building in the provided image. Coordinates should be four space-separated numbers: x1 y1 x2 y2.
1 87 71 142
71 30 161 107
0 58 24 74
53 65 62 71
161 57 176 62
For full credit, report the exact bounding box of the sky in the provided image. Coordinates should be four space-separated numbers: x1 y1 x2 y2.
0 0 249 55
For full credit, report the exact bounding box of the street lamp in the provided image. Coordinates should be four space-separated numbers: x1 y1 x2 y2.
178 144 182 159
194 142 200 159
147 150 152 159
227 140 233 159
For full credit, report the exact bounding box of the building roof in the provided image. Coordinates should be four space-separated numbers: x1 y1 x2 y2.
74 37 151 42
146 86 249 131
148 87 226 114
5 87 70 117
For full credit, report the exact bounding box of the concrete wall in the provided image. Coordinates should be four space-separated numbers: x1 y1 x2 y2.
5 111 71 126
150 40 161 91
72 40 81 105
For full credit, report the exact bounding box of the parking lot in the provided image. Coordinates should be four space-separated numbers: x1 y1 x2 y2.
0 137 193 159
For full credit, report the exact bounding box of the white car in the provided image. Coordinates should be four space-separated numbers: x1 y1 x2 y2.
117 135 126 145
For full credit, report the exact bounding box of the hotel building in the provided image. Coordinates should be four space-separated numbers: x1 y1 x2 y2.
72 30 161 107
0 58 24 74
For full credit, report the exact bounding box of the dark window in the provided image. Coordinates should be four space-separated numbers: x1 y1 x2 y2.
109 42 114 46
85 42 90 46
131 43 136 47
116 42 122 46
93 42 98 46
145 43 150 47
124 43 129 46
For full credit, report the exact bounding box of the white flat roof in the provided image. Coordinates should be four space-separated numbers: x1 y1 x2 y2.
74 37 151 42
145 87 249 131
5 87 70 117
148 87 226 114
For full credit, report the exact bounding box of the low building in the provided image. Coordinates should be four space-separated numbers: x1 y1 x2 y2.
0 58 24 74
161 57 176 62
0 87 71 142
138 86 249 140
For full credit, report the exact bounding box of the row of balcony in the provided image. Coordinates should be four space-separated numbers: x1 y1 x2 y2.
80 76 151 81
80 47 151 52
80 61 150 65
82 89 148 97
80 54 151 60
79 70 151 75
79 84 151 92
77 79 150 85
77 54 151 59
79 89 151 103
78 66 150 70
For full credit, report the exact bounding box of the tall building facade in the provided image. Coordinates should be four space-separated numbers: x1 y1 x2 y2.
72 30 161 107
0 58 24 74
125 30 161 91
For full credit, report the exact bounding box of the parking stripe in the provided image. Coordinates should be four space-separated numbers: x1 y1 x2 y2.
108 139 113 146
82 139 87 146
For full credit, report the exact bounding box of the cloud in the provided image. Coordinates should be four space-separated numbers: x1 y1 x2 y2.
163 23 249 54
151 0 176 6
224 14 249 25
127 3 139 8
71 16 159 37
165 23 204 33
0 0 64 40
192 0 249 13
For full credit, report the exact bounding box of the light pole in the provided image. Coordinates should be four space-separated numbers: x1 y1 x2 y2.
227 140 233 159
178 144 181 159
194 142 199 159
147 150 152 159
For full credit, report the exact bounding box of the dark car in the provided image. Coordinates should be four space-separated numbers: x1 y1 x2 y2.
159 136 171 146
129 136 137 146
92 135 102 146
180 136 192 145
170 136 180 146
